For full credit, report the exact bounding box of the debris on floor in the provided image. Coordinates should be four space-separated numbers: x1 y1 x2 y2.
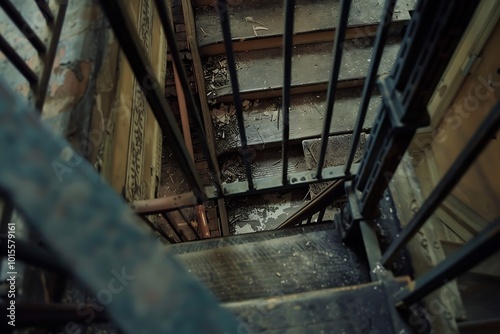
205 56 230 98
227 190 310 234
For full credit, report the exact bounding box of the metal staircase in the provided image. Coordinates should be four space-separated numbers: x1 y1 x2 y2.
1 0 500 333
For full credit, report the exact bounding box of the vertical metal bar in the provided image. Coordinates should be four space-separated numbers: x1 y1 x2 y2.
99 0 206 201
139 215 176 244
317 207 327 223
344 0 397 174
316 0 352 179
161 213 186 242
35 1 67 111
34 0 54 22
154 0 222 195
381 102 500 266
178 208 201 239
281 0 296 185
217 0 254 190
306 216 312 225
0 35 38 85
0 0 47 53
394 218 500 307
359 221 386 281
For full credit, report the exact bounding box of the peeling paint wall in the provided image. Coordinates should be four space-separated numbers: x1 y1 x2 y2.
0 1 109 140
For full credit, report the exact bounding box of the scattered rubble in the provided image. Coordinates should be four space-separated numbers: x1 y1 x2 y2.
204 56 230 97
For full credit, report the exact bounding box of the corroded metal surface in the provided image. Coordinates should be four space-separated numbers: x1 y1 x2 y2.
177 224 370 302
0 81 238 333
226 280 411 333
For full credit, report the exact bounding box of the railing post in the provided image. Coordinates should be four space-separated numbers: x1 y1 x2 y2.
316 0 352 179
344 0 398 175
281 0 296 186
217 0 254 190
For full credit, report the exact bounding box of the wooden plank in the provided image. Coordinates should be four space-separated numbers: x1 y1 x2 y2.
205 37 401 99
214 89 380 155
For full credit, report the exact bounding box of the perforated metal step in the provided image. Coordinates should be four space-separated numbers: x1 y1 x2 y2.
173 223 371 302
226 279 412 333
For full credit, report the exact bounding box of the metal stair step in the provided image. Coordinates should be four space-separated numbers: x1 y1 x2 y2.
166 221 335 255
225 279 412 333
194 0 413 55
174 224 371 302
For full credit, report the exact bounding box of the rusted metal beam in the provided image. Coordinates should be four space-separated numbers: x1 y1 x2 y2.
133 163 359 214
276 180 344 229
173 64 210 239
181 0 230 234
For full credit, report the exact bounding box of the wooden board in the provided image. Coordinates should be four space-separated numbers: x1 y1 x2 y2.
214 88 381 154
204 36 401 99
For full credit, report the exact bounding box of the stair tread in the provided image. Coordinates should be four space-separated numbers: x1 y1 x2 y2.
195 0 412 48
167 222 334 254
219 144 308 183
303 134 367 198
213 88 380 155
175 226 371 302
225 280 410 333
205 36 401 99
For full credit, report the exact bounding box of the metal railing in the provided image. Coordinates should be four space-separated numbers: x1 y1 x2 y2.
100 0 500 312
0 0 67 110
